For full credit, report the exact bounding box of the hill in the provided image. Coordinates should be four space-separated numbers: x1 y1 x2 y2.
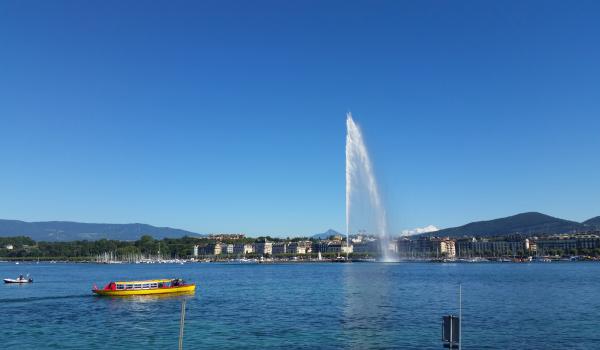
426 212 588 238
312 229 343 240
0 219 202 241
583 216 600 230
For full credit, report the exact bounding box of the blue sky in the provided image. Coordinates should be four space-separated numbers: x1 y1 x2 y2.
1 1 599 236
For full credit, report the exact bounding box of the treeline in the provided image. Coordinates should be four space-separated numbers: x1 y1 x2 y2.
0 235 209 259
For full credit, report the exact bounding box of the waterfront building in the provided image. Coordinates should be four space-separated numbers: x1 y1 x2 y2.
388 240 398 254
303 242 313 254
528 239 537 254
327 242 343 253
439 239 455 258
233 243 254 255
222 243 234 255
312 240 352 254
455 238 526 257
193 245 199 257
254 241 273 256
353 240 379 254
204 243 222 255
290 244 306 254
397 237 456 258
312 241 329 253
5 244 13 250
535 234 600 255
287 242 309 254
272 242 287 255
341 244 353 254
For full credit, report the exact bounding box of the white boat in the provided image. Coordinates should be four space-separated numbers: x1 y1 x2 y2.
3 275 33 283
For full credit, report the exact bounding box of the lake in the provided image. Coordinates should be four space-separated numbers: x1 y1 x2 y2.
1 262 599 349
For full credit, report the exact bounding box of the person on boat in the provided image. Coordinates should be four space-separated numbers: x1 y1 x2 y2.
19 275 23 281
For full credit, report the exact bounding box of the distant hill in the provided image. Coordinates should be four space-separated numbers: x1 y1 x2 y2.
583 216 600 230
425 212 590 238
0 219 202 242
312 229 343 240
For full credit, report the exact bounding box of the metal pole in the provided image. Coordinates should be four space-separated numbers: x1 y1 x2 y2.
449 316 453 350
179 299 187 350
459 284 462 350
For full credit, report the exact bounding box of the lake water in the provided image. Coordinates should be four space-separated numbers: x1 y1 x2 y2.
1 262 599 349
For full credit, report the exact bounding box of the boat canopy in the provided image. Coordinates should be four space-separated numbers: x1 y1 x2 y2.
113 279 172 284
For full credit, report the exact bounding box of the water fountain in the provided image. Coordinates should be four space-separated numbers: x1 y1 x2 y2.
346 113 394 262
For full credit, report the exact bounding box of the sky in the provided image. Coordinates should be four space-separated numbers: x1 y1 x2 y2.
1 1 599 236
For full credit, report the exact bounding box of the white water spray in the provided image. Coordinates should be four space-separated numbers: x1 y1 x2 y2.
346 113 393 262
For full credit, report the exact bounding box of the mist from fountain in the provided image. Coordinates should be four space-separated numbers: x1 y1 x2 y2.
346 113 394 262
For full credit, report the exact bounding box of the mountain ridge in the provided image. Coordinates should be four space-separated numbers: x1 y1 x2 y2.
0 219 202 241
583 216 600 230
423 212 596 238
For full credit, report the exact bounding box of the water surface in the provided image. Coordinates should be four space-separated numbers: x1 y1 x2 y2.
1 262 598 349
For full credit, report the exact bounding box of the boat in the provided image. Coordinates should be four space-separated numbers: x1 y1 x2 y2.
92 278 195 296
4 275 33 283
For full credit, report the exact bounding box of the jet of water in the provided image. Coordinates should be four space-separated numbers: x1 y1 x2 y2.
346 113 393 262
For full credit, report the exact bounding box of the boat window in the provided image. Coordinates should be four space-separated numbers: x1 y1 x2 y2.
134 284 141 289
142 284 150 289
126 284 133 289
150 283 158 288
116 284 125 290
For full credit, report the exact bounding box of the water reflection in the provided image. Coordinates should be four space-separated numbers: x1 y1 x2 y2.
96 291 196 312
341 263 399 349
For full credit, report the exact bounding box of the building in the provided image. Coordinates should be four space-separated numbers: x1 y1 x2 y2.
341 244 353 254
202 243 222 255
353 240 379 254
287 241 311 254
222 244 234 255
193 245 199 257
331 234 344 241
208 233 246 241
233 243 254 255
254 241 273 256
311 240 353 254
455 238 527 257
312 241 329 253
4 244 14 250
535 234 600 255
397 237 456 258
272 243 287 255
439 239 456 258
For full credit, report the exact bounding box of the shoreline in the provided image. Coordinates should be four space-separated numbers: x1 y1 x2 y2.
2 256 598 264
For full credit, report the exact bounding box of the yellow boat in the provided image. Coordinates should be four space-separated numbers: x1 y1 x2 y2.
92 278 196 296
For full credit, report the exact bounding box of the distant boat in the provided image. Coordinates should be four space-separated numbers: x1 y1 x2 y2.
332 256 351 263
4 275 33 283
92 279 195 296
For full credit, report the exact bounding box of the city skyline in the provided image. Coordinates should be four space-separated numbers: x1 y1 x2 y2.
1 1 599 236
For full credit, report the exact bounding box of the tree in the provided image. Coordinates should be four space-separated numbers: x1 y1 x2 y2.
568 248 578 256
136 235 156 255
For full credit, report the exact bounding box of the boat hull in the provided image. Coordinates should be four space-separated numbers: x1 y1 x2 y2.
4 279 32 283
93 284 195 296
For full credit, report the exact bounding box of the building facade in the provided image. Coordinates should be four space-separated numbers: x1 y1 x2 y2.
272 243 287 255
254 242 273 256
233 243 254 255
397 237 456 258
